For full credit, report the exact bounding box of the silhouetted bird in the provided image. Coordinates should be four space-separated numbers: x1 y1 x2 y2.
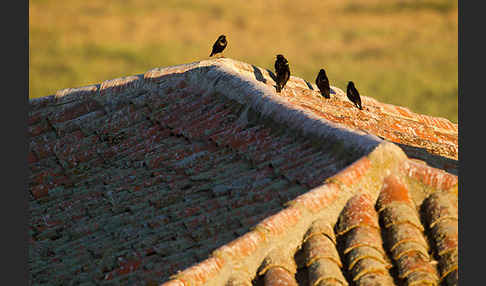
346 81 363 110
274 54 290 93
210 35 227 57
315 68 331 99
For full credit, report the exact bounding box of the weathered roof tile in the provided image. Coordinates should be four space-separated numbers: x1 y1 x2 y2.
29 58 458 285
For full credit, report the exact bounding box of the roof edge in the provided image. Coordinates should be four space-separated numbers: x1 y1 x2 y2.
161 142 410 285
30 58 457 163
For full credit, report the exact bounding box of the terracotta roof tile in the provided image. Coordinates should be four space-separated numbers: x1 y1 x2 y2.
29 58 458 285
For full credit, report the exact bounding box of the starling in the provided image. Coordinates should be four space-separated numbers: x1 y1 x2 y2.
274 54 290 93
210 35 227 57
346 81 363 110
315 68 331 99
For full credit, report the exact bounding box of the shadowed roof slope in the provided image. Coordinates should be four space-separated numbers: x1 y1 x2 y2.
28 58 458 285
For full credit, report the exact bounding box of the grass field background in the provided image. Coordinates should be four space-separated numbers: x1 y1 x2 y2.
29 0 458 122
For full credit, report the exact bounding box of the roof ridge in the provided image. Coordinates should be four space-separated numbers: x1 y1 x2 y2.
29 58 458 128
30 58 386 157
29 58 457 137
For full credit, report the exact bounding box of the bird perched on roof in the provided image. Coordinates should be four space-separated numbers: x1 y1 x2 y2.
315 68 331 99
274 54 290 93
346 81 363 110
210 35 227 57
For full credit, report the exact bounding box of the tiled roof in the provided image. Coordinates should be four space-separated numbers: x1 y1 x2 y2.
28 58 458 285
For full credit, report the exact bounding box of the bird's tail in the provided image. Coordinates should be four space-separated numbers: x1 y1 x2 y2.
210 52 214 57
276 85 281 93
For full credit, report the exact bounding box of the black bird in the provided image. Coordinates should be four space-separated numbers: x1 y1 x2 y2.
315 68 331 99
346 81 363 110
210 35 227 57
274 54 290 93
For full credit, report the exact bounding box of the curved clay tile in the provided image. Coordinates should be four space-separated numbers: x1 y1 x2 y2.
264 267 298 286
304 235 342 268
346 246 389 271
258 248 298 280
379 204 425 231
442 267 458 286
350 258 391 282
341 227 386 256
337 194 394 284
438 250 458 282
396 253 439 282
307 258 348 286
386 223 429 256
355 273 395 286
304 220 337 245
423 191 458 229
336 193 380 236
303 219 347 286
389 240 429 261
376 175 414 212
405 270 441 286
378 175 439 285
423 191 458 285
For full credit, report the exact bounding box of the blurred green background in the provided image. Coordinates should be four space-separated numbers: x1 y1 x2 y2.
29 0 458 122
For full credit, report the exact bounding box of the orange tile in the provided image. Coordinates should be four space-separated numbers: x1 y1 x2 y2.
337 194 380 236
395 106 415 119
402 160 458 191
376 175 413 211
213 230 266 261
175 256 225 285
330 156 371 188
258 206 302 236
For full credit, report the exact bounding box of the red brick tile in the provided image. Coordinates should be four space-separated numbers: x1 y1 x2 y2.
115 259 142 276
28 151 38 164
29 120 53 138
433 131 458 146
208 122 243 145
439 118 458 133
395 106 415 119
50 100 103 124
31 185 49 199
29 95 56 112
28 110 46 126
